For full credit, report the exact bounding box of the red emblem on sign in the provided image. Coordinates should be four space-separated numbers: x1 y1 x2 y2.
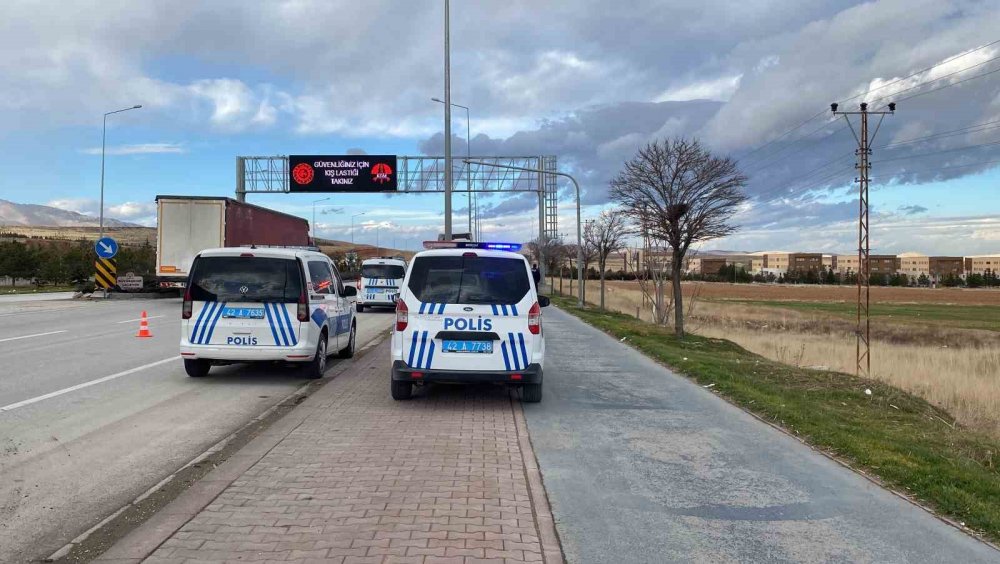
292 163 314 185
372 162 393 184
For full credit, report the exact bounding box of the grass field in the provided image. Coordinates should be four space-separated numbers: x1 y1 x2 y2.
558 279 1000 437
552 294 1000 544
717 299 1000 332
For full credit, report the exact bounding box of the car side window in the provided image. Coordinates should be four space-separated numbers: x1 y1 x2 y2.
330 261 345 295
308 260 334 295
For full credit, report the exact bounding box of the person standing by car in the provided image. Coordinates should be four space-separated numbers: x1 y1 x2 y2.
531 263 541 286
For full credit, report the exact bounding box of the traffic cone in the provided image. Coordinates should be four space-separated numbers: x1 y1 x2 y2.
136 310 152 338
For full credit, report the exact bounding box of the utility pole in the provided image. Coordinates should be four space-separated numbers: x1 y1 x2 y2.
832 101 895 378
442 0 453 240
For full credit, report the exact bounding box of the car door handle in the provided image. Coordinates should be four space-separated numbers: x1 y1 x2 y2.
311 295 326 300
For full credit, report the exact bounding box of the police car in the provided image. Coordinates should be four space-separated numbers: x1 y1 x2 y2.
356 256 407 312
180 247 358 379
389 241 549 402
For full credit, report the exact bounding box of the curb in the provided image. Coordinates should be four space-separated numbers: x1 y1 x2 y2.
511 394 566 564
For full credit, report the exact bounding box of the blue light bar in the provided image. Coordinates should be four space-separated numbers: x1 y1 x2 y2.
423 241 523 251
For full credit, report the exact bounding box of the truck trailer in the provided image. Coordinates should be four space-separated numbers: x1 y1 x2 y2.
155 195 311 288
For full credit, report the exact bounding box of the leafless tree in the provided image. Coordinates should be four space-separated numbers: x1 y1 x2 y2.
525 234 567 291
583 209 629 309
610 138 747 336
577 225 599 303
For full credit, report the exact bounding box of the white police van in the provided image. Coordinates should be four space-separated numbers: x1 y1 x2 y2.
180 247 357 379
389 241 549 402
356 256 407 312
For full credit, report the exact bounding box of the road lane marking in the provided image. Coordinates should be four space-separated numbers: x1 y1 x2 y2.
115 315 166 324
0 330 67 343
0 357 178 413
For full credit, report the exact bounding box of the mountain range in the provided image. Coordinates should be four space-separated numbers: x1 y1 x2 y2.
0 199 139 227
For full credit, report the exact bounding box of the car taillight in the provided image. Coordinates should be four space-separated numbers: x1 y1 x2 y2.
182 288 192 319
528 302 541 334
297 290 308 322
396 299 409 331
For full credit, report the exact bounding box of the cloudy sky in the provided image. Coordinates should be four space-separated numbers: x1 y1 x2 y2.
1 0 999 254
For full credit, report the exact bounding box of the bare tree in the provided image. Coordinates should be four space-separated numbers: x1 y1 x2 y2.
583 209 629 309
610 138 747 336
525 234 567 291
577 225 599 303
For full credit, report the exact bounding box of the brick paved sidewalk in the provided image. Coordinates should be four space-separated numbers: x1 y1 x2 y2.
101 339 561 564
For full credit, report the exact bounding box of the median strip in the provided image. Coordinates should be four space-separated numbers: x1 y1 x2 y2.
551 294 1000 545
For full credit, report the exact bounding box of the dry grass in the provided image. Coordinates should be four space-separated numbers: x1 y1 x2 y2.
557 279 1000 437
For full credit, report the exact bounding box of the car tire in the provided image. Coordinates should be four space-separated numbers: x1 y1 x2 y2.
304 333 327 379
521 383 542 403
339 322 356 358
356 303 365 313
391 380 413 400
184 358 210 378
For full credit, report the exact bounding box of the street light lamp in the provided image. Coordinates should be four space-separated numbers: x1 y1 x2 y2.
312 197 331 241
100 104 142 238
351 212 367 246
432 97 473 236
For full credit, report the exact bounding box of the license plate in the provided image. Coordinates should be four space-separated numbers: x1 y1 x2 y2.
222 307 265 319
442 340 493 354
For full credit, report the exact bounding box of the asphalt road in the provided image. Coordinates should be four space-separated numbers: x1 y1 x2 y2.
0 296 393 563
524 307 998 563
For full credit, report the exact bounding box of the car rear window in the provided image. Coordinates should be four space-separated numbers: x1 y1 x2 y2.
362 264 405 279
188 256 303 303
407 256 529 305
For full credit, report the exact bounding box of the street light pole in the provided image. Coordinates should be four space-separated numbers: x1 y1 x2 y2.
465 159 584 307
432 98 473 236
312 197 331 241
351 212 366 246
442 0 453 241
100 104 142 239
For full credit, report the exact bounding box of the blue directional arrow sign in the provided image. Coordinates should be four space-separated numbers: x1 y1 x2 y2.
95 237 119 259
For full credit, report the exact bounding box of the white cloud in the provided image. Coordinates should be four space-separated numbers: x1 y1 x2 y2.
655 74 743 103
47 198 97 215
187 79 277 130
106 201 156 219
81 143 185 155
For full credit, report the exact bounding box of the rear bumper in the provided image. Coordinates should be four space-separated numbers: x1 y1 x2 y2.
180 342 315 362
391 360 542 384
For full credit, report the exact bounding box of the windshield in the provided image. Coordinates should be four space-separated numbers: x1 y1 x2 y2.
362 264 405 279
188 256 303 303
407 256 529 305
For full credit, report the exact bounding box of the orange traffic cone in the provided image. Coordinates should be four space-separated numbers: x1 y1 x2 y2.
136 310 152 338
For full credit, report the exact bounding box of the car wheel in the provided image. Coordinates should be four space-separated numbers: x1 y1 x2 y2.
356 303 365 313
339 322 356 358
184 358 210 378
304 333 327 379
391 379 413 400
521 383 542 403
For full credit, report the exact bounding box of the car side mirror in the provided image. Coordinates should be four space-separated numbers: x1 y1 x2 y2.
342 285 357 297
538 295 551 308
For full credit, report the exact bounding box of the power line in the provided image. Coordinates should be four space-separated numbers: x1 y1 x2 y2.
872 138 1000 164
887 65 1000 106
879 118 1000 149
870 158 1000 181
736 39 1000 166
738 39 1000 168
870 54 1000 108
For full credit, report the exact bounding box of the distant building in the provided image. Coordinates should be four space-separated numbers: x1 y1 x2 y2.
897 253 964 281
965 255 1000 276
836 254 899 275
687 257 728 276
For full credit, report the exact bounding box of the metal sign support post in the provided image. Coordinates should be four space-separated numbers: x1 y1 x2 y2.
465 159 583 307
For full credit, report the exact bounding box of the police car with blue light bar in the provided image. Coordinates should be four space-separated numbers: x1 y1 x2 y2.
389 241 549 402
179 247 358 379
